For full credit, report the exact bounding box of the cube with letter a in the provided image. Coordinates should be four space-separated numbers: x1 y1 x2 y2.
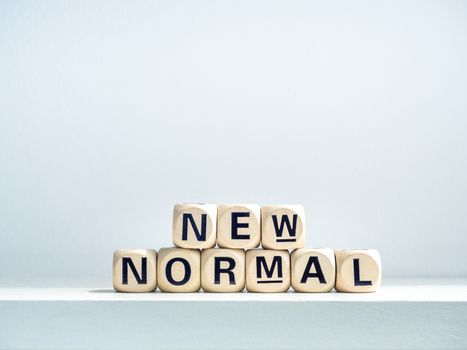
291 248 336 292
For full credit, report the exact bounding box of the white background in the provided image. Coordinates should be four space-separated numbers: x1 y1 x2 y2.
1 0 466 286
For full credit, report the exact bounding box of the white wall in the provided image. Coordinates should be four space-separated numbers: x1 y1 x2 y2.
1 0 466 286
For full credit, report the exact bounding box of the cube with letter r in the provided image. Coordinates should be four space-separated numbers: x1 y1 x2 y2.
112 249 157 292
246 249 290 292
172 203 217 249
201 248 245 292
261 205 305 250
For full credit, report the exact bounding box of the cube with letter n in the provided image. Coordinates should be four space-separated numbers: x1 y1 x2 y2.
173 203 217 249
113 249 157 292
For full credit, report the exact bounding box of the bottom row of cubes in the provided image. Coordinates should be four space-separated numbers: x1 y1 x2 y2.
113 248 382 293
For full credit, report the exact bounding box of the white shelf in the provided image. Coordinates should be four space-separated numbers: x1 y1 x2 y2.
1 279 466 350
2 283 467 302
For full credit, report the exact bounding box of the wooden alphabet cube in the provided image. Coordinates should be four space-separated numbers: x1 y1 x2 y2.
261 205 305 250
173 203 217 249
291 248 335 293
201 248 245 292
157 247 201 292
335 249 381 293
113 249 157 292
246 249 290 292
217 204 261 249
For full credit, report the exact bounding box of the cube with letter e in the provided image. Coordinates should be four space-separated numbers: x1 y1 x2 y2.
217 204 261 249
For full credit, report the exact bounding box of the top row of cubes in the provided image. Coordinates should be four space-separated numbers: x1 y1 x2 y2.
172 203 305 250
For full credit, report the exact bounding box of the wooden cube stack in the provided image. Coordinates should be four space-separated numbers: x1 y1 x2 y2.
113 203 382 293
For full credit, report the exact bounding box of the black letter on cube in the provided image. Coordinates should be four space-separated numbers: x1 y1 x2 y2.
353 258 372 286
182 213 207 241
272 214 297 242
122 257 147 285
214 256 236 285
166 257 191 285
256 256 283 283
